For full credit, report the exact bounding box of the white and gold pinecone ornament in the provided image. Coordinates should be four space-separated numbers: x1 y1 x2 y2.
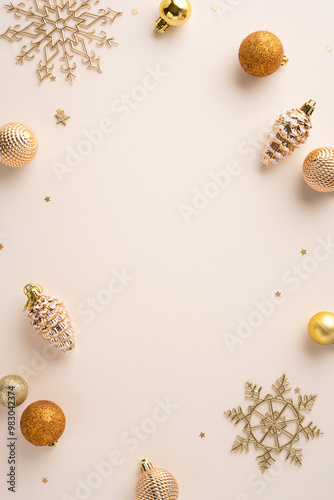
135 459 179 500
23 284 76 354
262 100 316 166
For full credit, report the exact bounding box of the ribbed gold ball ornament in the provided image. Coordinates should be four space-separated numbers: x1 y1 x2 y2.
154 0 191 33
0 374 28 407
238 31 288 77
0 122 38 167
303 147 334 192
135 459 179 500
20 400 66 446
308 311 334 345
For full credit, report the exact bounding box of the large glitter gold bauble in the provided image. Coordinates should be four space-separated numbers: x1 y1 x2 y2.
262 100 315 166
308 311 334 345
154 0 191 34
135 459 179 500
303 147 334 192
20 400 66 446
0 122 38 167
238 31 288 77
23 283 76 354
0 374 28 407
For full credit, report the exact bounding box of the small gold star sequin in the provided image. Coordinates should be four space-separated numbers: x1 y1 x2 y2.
131 9 138 15
44 196 50 203
326 46 332 52
295 387 301 394
275 291 281 298
0 244 3 250
42 478 48 484
199 432 205 439
211 5 218 11
55 109 70 126
300 249 307 255
50 75 56 82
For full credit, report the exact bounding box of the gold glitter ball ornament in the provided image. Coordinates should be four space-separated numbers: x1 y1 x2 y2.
154 0 191 34
308 311 334 345
238 31 288 77
23 283 76 354
0 122 38 167
303 147 334 192
0 374 28 407
135 459 179 500
20 400 66 446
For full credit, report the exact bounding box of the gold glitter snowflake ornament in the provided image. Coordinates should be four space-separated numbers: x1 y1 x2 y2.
1 0 122 83
225 375 323 472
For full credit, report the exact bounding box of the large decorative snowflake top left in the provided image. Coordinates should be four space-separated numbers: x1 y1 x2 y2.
1 0 122 83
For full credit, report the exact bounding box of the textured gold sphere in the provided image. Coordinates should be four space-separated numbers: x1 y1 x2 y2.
308 311 334 345
0 122 38 167
238 31 285 77
159 0 191 26
303 147 334 192
135 462 179 500
20 400 66 446
0 374 28 407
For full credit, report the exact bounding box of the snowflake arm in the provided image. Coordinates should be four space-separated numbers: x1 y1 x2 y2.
301 421 323 441
231 435 250 453
298 394 317 412
272 374 291 397
285 446 302 467
245 381 262 402
257 451 275 473
224 406 248 425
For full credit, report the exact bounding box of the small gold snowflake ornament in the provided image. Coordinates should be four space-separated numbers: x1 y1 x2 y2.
225 375 323 472
1 0 122 84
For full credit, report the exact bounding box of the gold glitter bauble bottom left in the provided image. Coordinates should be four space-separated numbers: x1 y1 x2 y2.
0 374 28 407
20 400 66 446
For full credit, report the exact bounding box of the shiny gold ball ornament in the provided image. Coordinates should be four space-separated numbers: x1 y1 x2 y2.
238 31 288 77
23 283 76 353
20 400 66 446
308 311 334 345
303 147 334 192
135 459 179 500
0 374 28 407
0 122 38 167
262 100 316 166
154 0 191 34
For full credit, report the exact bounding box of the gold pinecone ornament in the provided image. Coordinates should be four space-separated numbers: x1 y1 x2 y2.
303 147 334 192
0 122 38 167
23 284 76 354
135 459 179 500
262 100 316 166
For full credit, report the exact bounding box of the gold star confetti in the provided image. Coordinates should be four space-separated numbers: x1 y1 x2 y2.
300 249 307 255
50 75 56 82
275 291 281 298
225 375 323 473
295 387 301 394
131 9 138 15
199 432 205 439
42 478 48 484
55 109 70 126
44 196 50 203
326 46 332 52
211 5 218 11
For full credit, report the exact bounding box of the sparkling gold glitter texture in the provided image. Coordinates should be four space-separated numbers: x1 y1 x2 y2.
225 375 323 472
303 147 334 192
0 374 28 407
0 122 38 167
238 31 286 77
135 459 179 500
24 283 76 354
262 100 315 166
20 400 66 446
308 311 334 344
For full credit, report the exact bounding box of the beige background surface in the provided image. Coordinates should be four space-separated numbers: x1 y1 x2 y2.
1 0 334 498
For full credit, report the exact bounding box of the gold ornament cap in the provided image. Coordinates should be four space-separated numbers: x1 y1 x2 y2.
0 374 29 407
308 311 334 345
300 99 316 116
238 31 287 77
135 459 179 500
154 0 191 33
0 122 38 167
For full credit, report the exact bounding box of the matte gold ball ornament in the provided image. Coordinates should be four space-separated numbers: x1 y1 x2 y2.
154 0 191 34
308 312 334 345
20 400 66 446
303 147 334 192
0 374 28 407
0 122 38 167
135 459 179 500
238 31 288 77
